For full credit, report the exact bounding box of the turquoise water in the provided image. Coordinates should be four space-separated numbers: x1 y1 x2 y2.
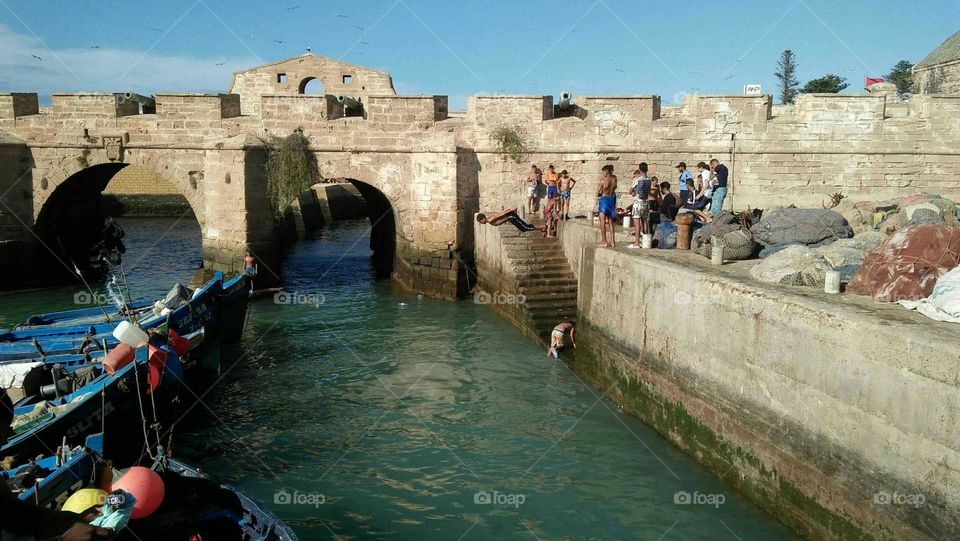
0 218 797 540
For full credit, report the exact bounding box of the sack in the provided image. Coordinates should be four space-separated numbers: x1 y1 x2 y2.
899 266 960 322
750 208 853 247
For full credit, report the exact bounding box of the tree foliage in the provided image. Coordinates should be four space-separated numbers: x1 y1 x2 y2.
886 60 914 95
802 74 849 94
261 127 321 215
774 49 800 104
490 125 529 164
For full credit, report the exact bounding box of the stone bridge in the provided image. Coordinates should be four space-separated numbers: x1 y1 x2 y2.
2 53 959 298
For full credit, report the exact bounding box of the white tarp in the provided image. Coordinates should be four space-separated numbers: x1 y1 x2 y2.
899 266 960 323
0 361 43 389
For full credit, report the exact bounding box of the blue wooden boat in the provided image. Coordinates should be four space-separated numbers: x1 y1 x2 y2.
5 433 105 508
17 300 154 329
3 433 297 540
0 344 182 462
0 275 228 362
218 273 250 344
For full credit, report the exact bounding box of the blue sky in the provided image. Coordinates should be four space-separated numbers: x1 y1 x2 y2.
1 0 958 109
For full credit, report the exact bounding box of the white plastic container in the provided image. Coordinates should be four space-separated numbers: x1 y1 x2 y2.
622 216 631 228
113 320 149 348
711 245 725 265
824 270 841 294
641 234 653 249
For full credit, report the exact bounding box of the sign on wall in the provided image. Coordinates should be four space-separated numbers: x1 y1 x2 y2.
743 84 762 96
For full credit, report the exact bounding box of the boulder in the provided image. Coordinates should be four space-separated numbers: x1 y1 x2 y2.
847 225 960 302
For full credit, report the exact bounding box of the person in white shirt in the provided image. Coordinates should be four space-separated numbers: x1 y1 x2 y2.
696 161 712 209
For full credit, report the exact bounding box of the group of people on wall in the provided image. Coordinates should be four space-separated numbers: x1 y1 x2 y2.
475 158 730 247
596 159 729 248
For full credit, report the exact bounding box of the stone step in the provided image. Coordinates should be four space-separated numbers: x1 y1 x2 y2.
528 305 579 318
519 287 578 298
517 276 578 288
511 258 570 266
517 269 575 280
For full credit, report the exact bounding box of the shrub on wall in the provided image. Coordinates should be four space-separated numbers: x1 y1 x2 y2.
261 127 321 215
490 125 529 164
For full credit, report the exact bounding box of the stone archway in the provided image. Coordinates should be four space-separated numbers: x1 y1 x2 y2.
298 76 325 95
30 152 206 284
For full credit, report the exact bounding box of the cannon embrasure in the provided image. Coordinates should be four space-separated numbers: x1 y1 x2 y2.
558 91 572 111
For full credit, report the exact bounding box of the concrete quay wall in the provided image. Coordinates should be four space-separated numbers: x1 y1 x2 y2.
561 220 960 539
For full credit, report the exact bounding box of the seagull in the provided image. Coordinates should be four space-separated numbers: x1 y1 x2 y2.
724 74 735 80
216 62 225 66
615 68 627 73
148 27 161 32
90 45 100 49
285 5 299 10
354 26 364 31
337 14 347 18
31 54 41 61
273 40 285 44
360 41 368 45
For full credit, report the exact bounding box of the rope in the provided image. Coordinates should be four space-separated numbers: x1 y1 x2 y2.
131 355 156 462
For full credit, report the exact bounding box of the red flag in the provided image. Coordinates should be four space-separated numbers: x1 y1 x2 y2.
864 77 885 88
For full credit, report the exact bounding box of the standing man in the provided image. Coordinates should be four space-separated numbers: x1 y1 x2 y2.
544 164 560 200
525 165 541 215
596 164 618 248
558 170 576 220
710 158 729 212
676 162 693 202
243 250 257 294
628 163 652 249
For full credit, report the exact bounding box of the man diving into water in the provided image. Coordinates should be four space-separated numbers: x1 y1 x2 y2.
476 208 545 233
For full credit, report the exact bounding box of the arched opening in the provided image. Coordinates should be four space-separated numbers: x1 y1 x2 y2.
277 180 394 280
298 77 325 95
32 164 200 285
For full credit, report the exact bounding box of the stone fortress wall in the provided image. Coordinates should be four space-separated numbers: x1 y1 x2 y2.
2 53 960 296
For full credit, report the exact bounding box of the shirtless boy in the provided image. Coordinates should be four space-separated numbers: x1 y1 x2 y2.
544 164 560 200
558 170 576 220
525 165 541 214
243 250 257 293
596 165 618 247
547 321 576 358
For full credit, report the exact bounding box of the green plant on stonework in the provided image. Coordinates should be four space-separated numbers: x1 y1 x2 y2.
260 127 321 215
489 125 529 164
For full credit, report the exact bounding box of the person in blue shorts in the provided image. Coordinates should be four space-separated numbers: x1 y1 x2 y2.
596 164 618 247
558 170 576 220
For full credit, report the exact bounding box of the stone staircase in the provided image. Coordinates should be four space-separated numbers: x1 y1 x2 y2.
496 226 578 345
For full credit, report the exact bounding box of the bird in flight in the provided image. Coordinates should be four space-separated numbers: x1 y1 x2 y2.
148 27 161 32
337 14 347 18
354 26 364 31
31 54 41 61
216 62 225 66
724 74 735 80
286 5 299 10
273 40 285 44
90 45 100 49
615 68 627 73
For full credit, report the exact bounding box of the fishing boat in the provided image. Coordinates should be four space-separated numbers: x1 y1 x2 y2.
0 274 237 363
0 343 183 463
2 433 298 540
5 433 105 507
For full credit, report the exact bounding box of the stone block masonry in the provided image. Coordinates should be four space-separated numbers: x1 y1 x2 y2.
3 53 960 299
558 220 960 540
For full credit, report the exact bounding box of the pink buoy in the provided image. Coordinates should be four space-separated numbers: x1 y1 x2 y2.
112 466 165 519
